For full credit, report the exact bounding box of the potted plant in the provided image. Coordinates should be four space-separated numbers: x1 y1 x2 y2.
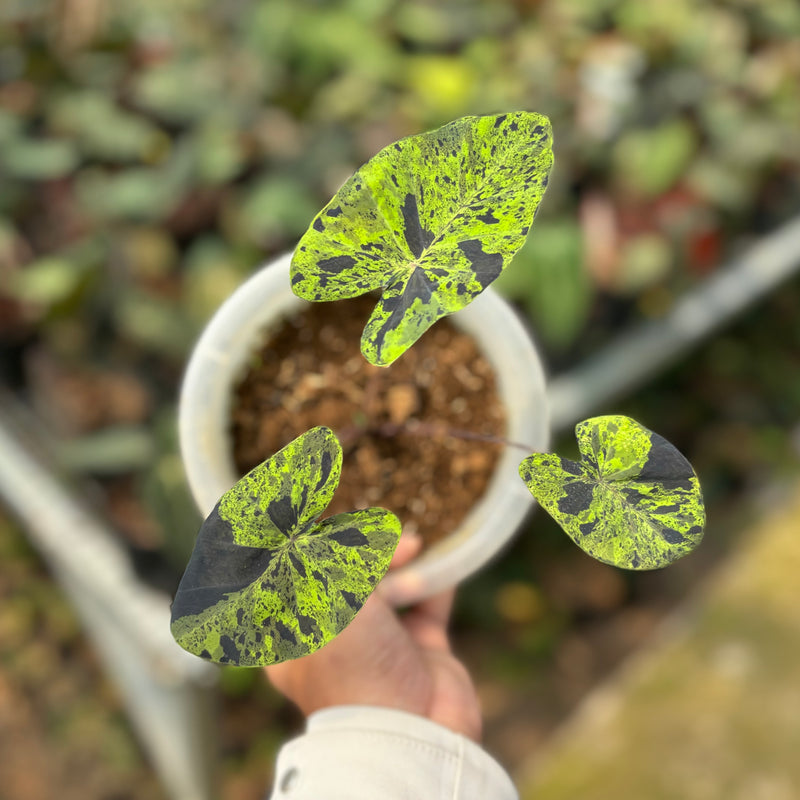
172 112 705 667
178 251 549 607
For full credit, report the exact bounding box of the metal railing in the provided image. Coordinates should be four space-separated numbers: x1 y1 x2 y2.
548 215 800 431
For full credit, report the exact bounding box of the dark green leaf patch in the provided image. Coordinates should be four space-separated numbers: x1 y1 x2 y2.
171 427 401 666
291 112 554 366
519 416 705 570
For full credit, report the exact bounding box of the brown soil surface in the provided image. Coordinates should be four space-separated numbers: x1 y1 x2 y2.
231 296 506 547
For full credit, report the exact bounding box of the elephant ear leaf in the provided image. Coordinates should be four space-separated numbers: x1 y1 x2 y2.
291 111 553 366
519 415 705 570
170 426 401 666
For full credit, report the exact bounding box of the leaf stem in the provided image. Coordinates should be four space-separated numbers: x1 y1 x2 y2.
372 419 538 453
339 420 539 453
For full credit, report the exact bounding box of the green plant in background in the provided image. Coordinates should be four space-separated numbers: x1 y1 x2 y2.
172 114 705 667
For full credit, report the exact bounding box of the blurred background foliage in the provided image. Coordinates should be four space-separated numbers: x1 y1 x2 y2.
1 0 800 796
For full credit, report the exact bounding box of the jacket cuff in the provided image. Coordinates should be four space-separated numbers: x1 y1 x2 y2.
268 705 517 800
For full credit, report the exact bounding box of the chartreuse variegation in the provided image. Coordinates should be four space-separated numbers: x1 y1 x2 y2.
171 427 400 666
174 114 707 668
290 111 553 366
171 415 705 667
519 415 705 569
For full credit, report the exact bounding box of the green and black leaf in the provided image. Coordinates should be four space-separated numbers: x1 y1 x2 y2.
520 415 705 570
291 111 554 366
171 427 401 666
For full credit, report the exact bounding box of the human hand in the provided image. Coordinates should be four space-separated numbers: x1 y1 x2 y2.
265 533 482 741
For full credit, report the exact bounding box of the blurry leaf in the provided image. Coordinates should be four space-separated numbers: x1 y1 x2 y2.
76 165 186 221
0 216 23 269
682 9 747 79
285 7 397 80
345 0 394 20
751 0 800 37
183 234 239 271
614 120 696 197
245 0 296 55
0 110 22 144
228 176 319 246
727 119 784 165
49 91 162 161
394 2 516 47
701 95 747 148
701 96 785 166
310 72 382 122
1 138 79 179
246 2 397 88
9 257 92 308
494 581 545 625
688 156 752 211
406 56 477 117
555 0 620 28
63 52 127 90
133 59 224 123
118 228 179 280
184 252 246 325
495 220 592 350
57 426 155 474
251 107 305 160
616 232 672 294
115 292 194 358
394 4 458 46
194 121 244 184
0 180 25 217
185 263 245 323
615 0 697 43
0 43 24 81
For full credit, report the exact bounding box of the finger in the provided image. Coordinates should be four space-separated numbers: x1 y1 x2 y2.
390 529 422 570
403 588 456 651
415 587 456 628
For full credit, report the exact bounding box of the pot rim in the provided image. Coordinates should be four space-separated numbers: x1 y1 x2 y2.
179 251 550 606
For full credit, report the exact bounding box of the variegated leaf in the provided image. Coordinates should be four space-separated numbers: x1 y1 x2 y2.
519 416 705 570
171 427 401 666
291 111 553 366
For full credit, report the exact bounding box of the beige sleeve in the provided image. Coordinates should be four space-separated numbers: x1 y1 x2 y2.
268 705 518 800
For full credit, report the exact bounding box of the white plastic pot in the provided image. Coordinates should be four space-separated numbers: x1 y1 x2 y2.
179 252 549 605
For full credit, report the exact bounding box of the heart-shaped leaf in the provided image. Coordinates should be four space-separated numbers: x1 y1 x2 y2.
171 426 401 666
519 416 705 570
290 111 553 366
